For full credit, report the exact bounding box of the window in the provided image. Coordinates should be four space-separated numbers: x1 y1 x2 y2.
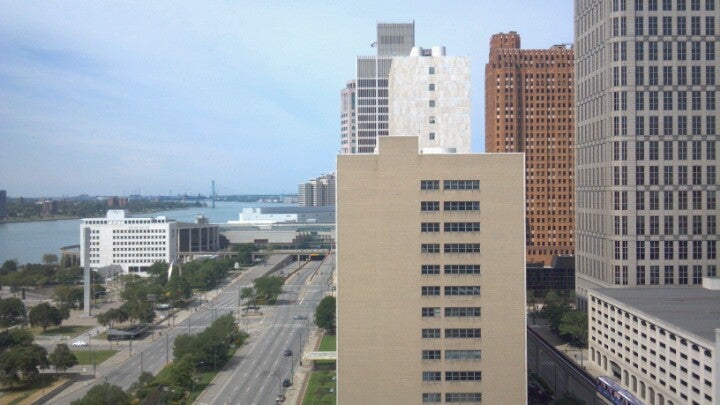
637 266 646 285
421 265 440 275
692 41 701 60
637 191 646 210
428 116 435 124
422 371 441 381
445 328 481 338
444 244 480 253
691 16 701 35
678 66 687 85
428 67 435 75
636 17 644 35
445 371 481 381
421 180 439 190
663 166 673 184
708 16 716 35
664 215 674 234
445 350 482 360
422 350 441 360
636 166 645 185
650 166 659 185
649 42 658 60
444 265 480 275
663 16 672 34
421 286 440 296
444 222 480 232
429 132 435 141
678 16 687 35
445 307 481 317
650 266 660 284
444 286 481 296
421 244 440 253
693 141 702 160
422 393 441 403
693 266 702 284
649 17 658 35
428 100 435 107
444 180 479 190
663 42 672 60
422 307 441 317
664 190 674 210
679 141 688 160
444 201 480 211
677 41 687 60
679 266 689 284
421 222 440 232
446 393 482 403
428 83 435 91
665 266 674 284
421 201 439 211
422 328 441 338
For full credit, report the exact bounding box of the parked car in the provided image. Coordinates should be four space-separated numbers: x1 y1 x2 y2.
283 349 293 356
293 315 307 320
72 340 88 347
282 378 292 387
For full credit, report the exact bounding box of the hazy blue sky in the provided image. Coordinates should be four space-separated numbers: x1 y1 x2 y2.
0 1 573 197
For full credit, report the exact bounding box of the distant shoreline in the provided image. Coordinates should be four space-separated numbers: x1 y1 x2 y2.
0 206 199 225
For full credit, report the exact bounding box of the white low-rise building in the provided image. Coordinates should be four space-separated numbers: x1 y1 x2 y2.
80 210 219 275
588 281 720 405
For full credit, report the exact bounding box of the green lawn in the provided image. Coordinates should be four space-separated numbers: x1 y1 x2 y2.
73 350 119 365
318 334 336 351
302 371 336 405
31 325 92 338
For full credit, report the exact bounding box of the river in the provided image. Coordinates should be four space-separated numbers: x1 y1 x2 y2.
0 201 292 265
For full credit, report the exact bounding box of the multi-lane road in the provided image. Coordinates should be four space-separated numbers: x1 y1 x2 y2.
51 253 335 404
197 254 334 404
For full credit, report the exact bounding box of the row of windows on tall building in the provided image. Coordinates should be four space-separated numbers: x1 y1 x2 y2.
420 180 480 190
421 222 480 232
614 190 716 211
422 371 482 381
608 115 716 136
613 65 716 87
612 215 717 236
421 286 481 296
614 239 717 260
633 91 715 111
421 201 480 211
612 264 716 285
615 140 716 161
612 41 715 62
422 392 482 403
614 15 716 36
613 0 715 13
421 307 481 317
421 244 481 253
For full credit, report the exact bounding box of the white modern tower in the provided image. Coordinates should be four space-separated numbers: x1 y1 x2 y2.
389 46 471 153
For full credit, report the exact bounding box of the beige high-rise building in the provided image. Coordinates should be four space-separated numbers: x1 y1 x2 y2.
337 136 527 404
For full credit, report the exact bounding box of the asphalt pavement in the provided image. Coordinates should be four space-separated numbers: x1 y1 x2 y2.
49 254 298 403
196 254 335 405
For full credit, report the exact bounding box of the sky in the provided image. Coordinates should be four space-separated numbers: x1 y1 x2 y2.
0 1 574 197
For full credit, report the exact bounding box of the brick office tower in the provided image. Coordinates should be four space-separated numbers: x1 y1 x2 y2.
485 32 575 265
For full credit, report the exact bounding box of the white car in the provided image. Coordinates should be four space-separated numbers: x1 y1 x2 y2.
72 340 88 347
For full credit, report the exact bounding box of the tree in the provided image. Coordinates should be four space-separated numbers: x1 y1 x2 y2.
0 260 17 276
128 371 154 400
315 296 336 332
97 307 129 328
146 262 169 286
540 290 571 332
42 254 59 266
559 310 588 347
234 243 259 265
71 382 131 405
240 287 255 307
28 302 67 332
0 297 26 327
49 343 78 371
253 276 283 303
0 343 49 386
54 285 84 309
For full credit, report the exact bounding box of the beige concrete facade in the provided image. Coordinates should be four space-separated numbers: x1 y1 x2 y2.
337 136 527 404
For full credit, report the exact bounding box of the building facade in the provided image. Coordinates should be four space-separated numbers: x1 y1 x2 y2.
298 173 335 207
340 80 356 154
389 46 471 153
80 210 218 275
575 0 719 303
485 31 575 265
342 22 415 154
588 282 720 405
337 136 527 404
